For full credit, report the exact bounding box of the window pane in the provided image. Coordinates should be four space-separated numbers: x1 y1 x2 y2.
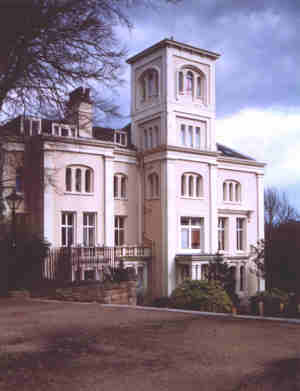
195 127 200 148
179 72 184 92
119 230 124 246
121 177 126 198
89 228 95 246
181 175 186 196
181 217 189 225
68 227 73 246
67 213 73 225
181 228 189 248
62 227 66 246
144 129 148 149
66 168 72 192
114 176 118 198
191 217 202 226
188 176 193 197
181 124 186 145
191 229 200 249
76 169 81 192
85 170 91 192
61 128 68 137
115 230 119 246
119 217 124 228
83 228 87 246
197 77 201 97
114 216 118 228
188 126 193 147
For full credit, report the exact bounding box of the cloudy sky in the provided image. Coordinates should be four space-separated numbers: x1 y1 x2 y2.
110 0 300 209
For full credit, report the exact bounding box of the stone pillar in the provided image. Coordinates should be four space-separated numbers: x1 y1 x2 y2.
209 163 218 254
104 156 114 246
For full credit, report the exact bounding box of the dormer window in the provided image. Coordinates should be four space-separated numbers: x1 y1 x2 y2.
23 117 42 136
114 131 127 147
52 123 77 138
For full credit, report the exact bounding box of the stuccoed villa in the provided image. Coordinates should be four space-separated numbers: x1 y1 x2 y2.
0 39 265 299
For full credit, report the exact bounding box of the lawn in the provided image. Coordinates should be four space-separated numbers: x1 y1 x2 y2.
0 299 300 390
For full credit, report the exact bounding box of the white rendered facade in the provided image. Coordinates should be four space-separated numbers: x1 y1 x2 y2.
0 39 265 299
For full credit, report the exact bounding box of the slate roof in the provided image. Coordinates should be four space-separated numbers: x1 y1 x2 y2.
217 143 255 161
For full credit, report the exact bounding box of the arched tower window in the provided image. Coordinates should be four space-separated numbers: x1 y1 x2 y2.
139 68 159 103
181 173 203 198
186 71 194 95
177 67 206 102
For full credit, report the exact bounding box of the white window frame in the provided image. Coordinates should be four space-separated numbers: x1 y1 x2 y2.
114 174 127 200
83 212 96 247
177 68 206 102
61 212 76 247
114 216 126 246
236 217 246 251
52 123 77 138
65 166 94 194
148 172 159 199
114 130 127 147
218 217 228 252
180 217 204 252
223 180 242 203
181 173 203 199
179 122 206 150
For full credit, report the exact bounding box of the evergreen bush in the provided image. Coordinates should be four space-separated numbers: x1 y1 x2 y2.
171 280 233 313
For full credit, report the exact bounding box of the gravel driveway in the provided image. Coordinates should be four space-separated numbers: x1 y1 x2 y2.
0 299 300 391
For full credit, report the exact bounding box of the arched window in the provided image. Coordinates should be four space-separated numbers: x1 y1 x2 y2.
223 180 242 203
85 169 91 193
114 174 127 199
197 76 202 97
75 169 81 192
148 173 159 199
188 175 193 197
181 175 186 196
186 71 194 95
65 166 93 193
181 173 203 198
178 71 184 93
177 67 206 102
66 167 72 192
139 68 159 102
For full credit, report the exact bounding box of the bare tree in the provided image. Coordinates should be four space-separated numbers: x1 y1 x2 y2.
264 187 299 228
0 0 179 123
263 187 299 290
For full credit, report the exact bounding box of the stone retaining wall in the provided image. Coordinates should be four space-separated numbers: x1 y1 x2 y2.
36 281 137 305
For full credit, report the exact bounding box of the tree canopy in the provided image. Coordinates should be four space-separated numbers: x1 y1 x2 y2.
0 0 179 122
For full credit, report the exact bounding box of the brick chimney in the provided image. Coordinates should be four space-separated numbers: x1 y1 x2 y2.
66 87 93 138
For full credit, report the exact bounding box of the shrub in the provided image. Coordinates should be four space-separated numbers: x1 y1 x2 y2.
171 280 233 313
151 296 174 308
250 288 289 316
0 232 49 294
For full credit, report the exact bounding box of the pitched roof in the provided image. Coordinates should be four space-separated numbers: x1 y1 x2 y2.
217 143 255 161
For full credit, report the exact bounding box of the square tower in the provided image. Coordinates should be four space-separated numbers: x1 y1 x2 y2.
127 38 220 153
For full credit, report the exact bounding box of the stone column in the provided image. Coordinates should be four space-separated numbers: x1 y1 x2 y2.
209 163 218 254
104 156 114 246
